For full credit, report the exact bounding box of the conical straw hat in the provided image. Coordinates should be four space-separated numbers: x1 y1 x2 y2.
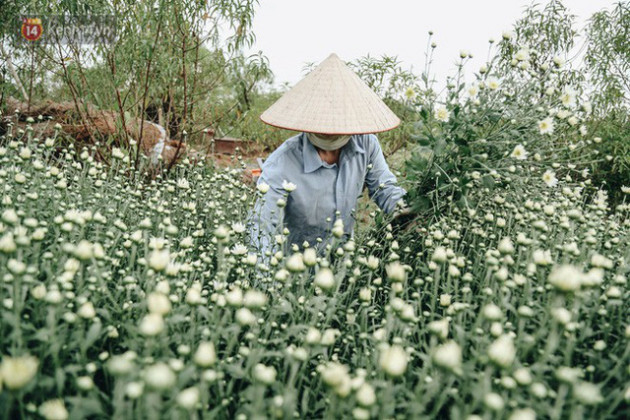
260 53 400 134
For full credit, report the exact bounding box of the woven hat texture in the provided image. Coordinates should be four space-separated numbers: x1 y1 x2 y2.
260 53 400 134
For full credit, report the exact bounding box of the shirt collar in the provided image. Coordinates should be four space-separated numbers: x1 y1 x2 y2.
301 132 365 174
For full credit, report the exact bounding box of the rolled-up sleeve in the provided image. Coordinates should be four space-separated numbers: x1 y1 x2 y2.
248 162 285 257
364 134 406 214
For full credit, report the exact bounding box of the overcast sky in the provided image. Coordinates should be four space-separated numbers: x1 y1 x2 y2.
246 0 618 90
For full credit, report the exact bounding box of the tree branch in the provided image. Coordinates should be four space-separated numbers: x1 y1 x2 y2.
0 43 29 102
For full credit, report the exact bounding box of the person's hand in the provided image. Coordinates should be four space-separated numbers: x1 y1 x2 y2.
390 199 417 232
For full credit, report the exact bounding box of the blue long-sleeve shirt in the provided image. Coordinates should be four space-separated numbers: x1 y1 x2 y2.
249 132 406 255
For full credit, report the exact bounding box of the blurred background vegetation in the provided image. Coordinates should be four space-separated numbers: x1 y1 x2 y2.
0 0 272 155
1 0 628 205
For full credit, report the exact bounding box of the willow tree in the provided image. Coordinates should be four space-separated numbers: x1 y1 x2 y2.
0 0 270 161
584 1 630 114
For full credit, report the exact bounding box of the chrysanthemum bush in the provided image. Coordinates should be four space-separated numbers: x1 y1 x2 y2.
1 116 629 419
405 26 609 218
394 24 630 416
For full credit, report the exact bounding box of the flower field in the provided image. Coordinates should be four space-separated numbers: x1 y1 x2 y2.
1 1 630 418
0 114 629 419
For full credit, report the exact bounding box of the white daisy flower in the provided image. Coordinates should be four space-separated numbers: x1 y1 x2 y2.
510 144 528 160
538 117 555 135
542 170 558 187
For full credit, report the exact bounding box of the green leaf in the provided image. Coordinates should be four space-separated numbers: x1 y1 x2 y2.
67 396 104 419
481 175 495 189
82 322 102 353
55 367 66 393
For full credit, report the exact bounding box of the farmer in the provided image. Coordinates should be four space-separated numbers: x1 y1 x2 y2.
249 53 409 257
